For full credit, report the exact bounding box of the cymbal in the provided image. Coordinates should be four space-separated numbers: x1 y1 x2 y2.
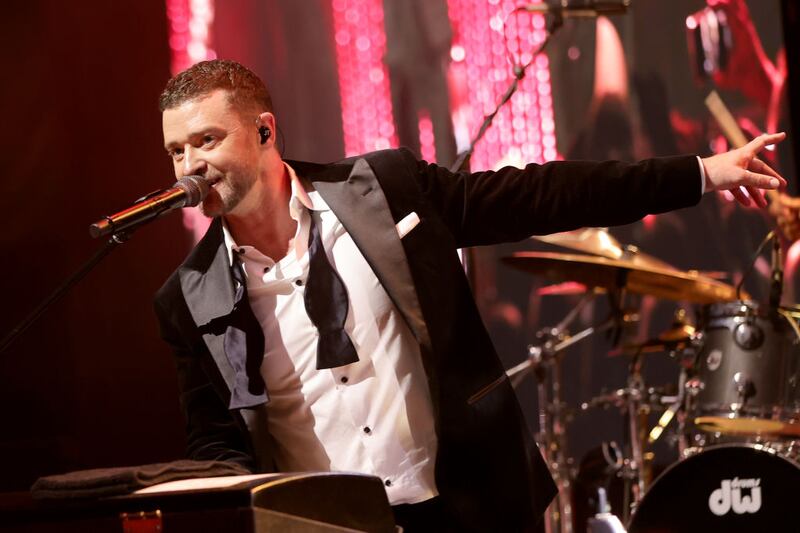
504 251 741 304
536 281 598 296
694 416 800 438
780 305 800 319
532 228 674 270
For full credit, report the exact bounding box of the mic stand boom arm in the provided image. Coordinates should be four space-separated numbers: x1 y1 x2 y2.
1 176 209 354
449 9 565 175
0 233 129 355
451 10 566 287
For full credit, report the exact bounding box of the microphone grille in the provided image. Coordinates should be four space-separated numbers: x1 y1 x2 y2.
175 175 211 207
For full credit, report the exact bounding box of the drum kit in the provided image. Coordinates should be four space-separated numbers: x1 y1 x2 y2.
503 228 800 533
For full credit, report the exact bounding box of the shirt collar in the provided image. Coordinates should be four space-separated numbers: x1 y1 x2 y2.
222 162 328 267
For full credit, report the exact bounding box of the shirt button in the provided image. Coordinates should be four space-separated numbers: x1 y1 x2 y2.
295 279 303 286
363 426 371 434
340 376 348 384
263 266 271 273
384 479 392 487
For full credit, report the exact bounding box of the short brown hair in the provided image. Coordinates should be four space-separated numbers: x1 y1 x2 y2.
159 59 273 115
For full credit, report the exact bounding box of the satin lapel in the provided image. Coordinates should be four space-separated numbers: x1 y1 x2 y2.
313 158 432 353
178 226 238 395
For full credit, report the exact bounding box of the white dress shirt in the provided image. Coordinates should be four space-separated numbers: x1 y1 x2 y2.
222 164 438 505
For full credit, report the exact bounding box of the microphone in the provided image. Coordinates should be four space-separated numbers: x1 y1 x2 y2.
521 1 630 17
89 175 210 238
770 232 783 310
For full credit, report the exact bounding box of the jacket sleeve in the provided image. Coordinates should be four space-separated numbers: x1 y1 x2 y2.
154 284 257 472
396 148 703 248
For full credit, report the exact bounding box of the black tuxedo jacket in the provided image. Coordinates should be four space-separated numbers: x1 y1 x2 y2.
154 148 701 531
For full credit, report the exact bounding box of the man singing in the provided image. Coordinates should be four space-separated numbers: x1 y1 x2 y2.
154 59 785 531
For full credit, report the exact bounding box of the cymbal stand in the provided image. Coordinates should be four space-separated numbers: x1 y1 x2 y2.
507 292 629 533
621 349 646 521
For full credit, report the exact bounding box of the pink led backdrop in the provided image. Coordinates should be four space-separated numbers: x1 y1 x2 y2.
166 0 217 75
331 0 398 157
165 0 217 242
446 0 558 170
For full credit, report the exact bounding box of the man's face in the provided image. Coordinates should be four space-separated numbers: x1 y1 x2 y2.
162 90 261 218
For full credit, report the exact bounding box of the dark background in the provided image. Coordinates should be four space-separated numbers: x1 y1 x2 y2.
0 2 186 490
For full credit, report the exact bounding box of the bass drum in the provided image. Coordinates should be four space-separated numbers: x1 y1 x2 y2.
628 444 800 533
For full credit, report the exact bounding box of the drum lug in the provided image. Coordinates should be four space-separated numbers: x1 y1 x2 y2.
685 377 704 396
732 371 756 409
733 321 764 350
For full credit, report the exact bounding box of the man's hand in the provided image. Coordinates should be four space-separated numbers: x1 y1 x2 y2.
701 132 787 208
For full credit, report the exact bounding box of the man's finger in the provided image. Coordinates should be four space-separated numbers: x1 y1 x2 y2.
745 185 768 208
747 132 787 153
741 169 781 189
730 187 751 206
749 157 786 185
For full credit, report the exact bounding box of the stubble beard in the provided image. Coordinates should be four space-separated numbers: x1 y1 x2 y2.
198 172 255 218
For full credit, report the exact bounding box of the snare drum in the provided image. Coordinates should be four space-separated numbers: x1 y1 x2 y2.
687 301 800 423
628 444 800 532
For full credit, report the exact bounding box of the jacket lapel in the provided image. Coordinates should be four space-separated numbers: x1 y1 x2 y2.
312 158 432 354
177 219 239 396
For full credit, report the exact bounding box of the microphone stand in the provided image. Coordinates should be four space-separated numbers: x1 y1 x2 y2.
449 10 565 174
450 10 566 287
1 179 206 354
0 232 130 355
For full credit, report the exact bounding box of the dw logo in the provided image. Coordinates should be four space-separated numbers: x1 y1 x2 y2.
708 478 762 516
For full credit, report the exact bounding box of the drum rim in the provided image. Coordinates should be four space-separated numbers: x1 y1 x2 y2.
689 406 799 419
704 299 760 317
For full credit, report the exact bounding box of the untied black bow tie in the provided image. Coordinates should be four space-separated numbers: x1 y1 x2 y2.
303 211 359 369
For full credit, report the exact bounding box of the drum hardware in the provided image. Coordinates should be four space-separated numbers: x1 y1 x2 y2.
578 365 677 521
731 371 756 413
619 348 650 517
733 321 764 350
614 314 696 357
506 290 637 533
684 376 704 396
587 487 627 533
647 369 686 445
647 399 681 445
580 385 676 412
